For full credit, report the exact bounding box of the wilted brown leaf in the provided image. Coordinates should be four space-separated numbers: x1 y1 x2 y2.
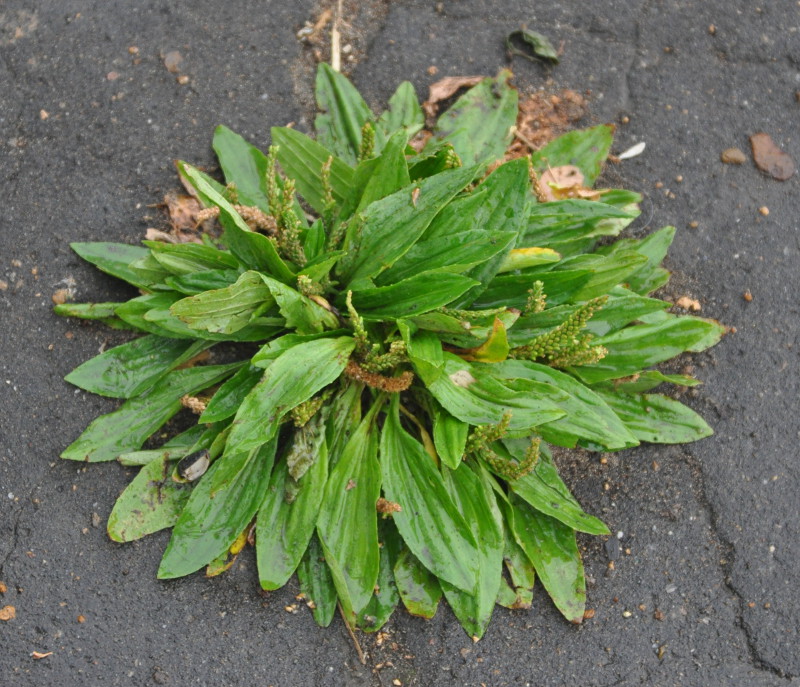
506 90 587 159
750 132 796 180
423 75 485 119
536 165 601 202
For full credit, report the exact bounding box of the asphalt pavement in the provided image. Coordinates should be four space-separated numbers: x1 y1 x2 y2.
1 1 798 685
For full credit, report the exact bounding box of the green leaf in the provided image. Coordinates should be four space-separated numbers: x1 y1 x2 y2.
163 269 240 295
325 382 363 470
552 251 649 302
357 521 401 632
61 364 240 462
199 364 263 423
340 164 480 283
157 437 277 578
315 62 373 165
71 242 168 290
107 456 192 542
530 125 615 185
297 534 338 627
502 444 609 535
491 360 638 450
595 370 701 394
429 70 518 166
393 546 442 619
524 199 637 247
597 226 676 295
117 422 225 467
594 390 713 444
376 81 424 141
212 124 271 211
440 463 504 638
145 241 240 275
376 230 517 286
474 269 592 310
572 316 726 384
412 351 566 433
506 28 560 63
257 420 329 590
178 162 295 283
271 127 354 214
317 402 383 617
496 521 535 610
432 405 469 471
380 396 479 593
170 271 275 335
260 275 339 334
349 272 479 320
225 337 355 456
348 129 411 216
53 302 137 330
65 335 210 399
508 496 586 624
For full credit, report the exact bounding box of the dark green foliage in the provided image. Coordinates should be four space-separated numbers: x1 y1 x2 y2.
58 67 724 639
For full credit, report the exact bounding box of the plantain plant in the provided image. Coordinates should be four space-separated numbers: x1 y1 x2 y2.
56 64 724 639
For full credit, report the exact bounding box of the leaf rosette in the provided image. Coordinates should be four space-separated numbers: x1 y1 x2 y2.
57 65 724 638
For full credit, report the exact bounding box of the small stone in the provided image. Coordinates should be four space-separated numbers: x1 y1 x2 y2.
51 289 70 305
622 610 632 618
743 290 753 302
0 605 16 621
583 609 596 619
758 206 769 216
128 46 139 55
653 608 665 621
721 147 746 164
39 109 49 120
163 51 183 73
106 71 119 81
688 220 699 229
176 75 190 85
91 512 101 528
0 581 7 594
0 280 7 291
427 65 438 75
77 614 86 623
708 24 716 35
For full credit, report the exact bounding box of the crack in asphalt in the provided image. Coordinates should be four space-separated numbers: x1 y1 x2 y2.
678 447 796 681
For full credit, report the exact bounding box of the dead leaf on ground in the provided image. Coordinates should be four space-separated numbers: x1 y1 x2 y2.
506 90 587 158
150 191 208 243
31 651 53 660
675 296 701 311
0 605 16 621
423 75 486 119
750 132 796 180
536 165 601 202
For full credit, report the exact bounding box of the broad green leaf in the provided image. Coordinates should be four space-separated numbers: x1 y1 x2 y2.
594 370 701 394
432 404 468 471
271 126 354 214
65 335 210 399
508 496 586 624
413 353 566 433
117 422 225 467
157 438 277 578
145 241 240 275
200 364 263 423
524 199 636 247
502 444 610 536
349 272 479 320
71 242 169 290
325 382 363 470
61 364 240 462
225 336 355 456
456 317 510 363
357 521 401 632
597 226 676 295
497 247 561 272
380 396 479 593
54 302 136 330
441 463 504 638
551 251 649 302
317 403 383 616
107 456 192 542
315 62 373 165
376 230 517 286
393 547 442 619
298 250 346 284
164 269 240 295
571 316 726 384
474 269 592 310
530 125 615 185
257 422 329 590
490 360 638 450
251 331 347 368
496 521 535 610
376 81 424 141
303 219 326 261
143 300 281 342
178 162 295 283
339 164 479 283
429 70 518 166
594 390 713 444
260 275 339 334
212 124 271 211
506 29 559 63
348 129 411 216
297 534 338 627
170 271 274 335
